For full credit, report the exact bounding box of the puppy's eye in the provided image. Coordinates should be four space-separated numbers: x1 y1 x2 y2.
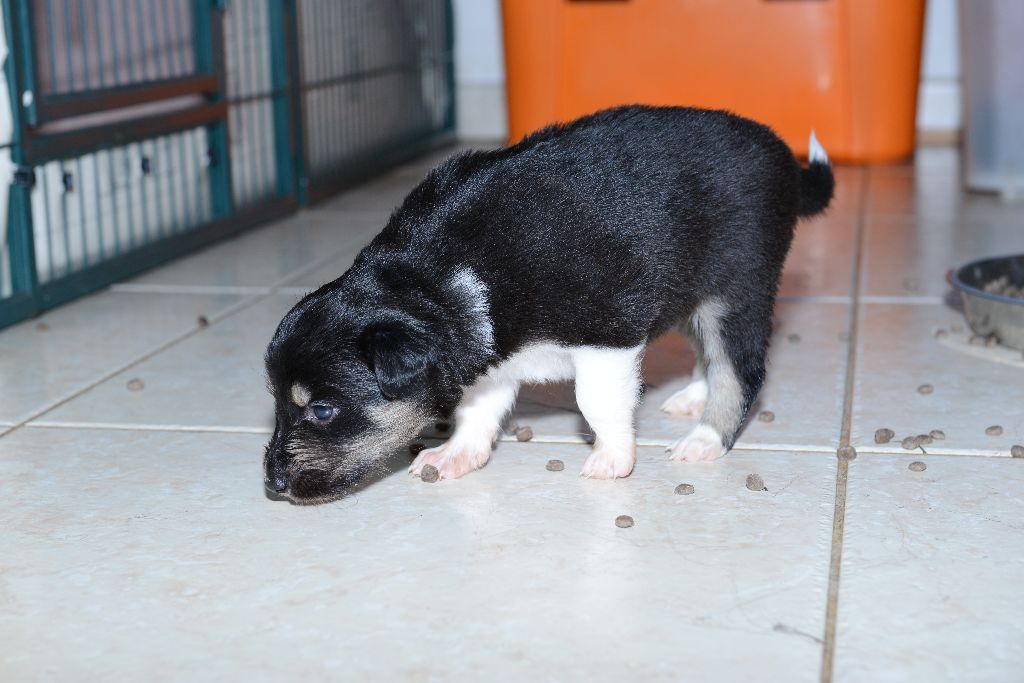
310 403 335 421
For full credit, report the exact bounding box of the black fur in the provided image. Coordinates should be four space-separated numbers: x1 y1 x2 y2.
264 105 834 503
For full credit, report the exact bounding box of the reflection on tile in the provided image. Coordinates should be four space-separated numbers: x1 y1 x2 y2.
0 428 834 682
835 454 1024 683
33 295 300 432
505 303 849 451
128 211 384 288
852 304 1023 454
0 290 245 424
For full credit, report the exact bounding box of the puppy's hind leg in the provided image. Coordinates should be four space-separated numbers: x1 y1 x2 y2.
410 375 517 480
660 321 708 417
669 298 768 462
576 345 645 479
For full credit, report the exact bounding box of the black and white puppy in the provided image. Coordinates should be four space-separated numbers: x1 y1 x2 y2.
264 105 834 503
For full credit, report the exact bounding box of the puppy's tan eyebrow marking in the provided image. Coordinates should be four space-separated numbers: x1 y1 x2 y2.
290 383 311 407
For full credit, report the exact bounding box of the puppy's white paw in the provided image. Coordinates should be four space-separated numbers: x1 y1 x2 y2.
668 424 727 462
580 442 636 479
660 379 708 417
409 440 491 480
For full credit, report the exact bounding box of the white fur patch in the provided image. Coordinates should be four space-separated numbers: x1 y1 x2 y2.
290 382 311 407
449 267 495 354
808 130 829 164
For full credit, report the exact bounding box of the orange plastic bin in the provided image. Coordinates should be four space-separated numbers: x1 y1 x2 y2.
501 0 926 163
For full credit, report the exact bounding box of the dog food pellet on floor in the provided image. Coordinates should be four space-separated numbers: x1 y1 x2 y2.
929 429 945 440
916 434 933 445
908 461 927 472
838 445 857 461
409 443 426 456
902 435 922 450
197 315 209 328
917 384 933 395
874 428 895 444
126 378 145 392
934 328 948 339
546 459 564 471
420 465 439 483
516 426 534 442
675 483 695 495
757 410 775 423
1011 445 1024 458
745 473 766 491
787 333 801 344
986 425 1003 436
615 515 634 528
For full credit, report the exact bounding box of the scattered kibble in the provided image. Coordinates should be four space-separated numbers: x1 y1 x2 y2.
917 384 934 395
787 334 801 344
546 459 564 472
757 410 775 423
916 434 933 446
837 445 857 461
516 425 534 442
420 465 439 483
409 443 426 456
929 429 945 440
985 425 1003 436
435 422 450 433
1011 445 1024 458
908 461 927 472
615 515 634 528
197 315 209 328
745 473 766 492
674 483 695 495
874 428 895 444
126 378 145 392
901 435 922 450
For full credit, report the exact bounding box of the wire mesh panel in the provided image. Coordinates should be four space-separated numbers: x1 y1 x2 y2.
31 0 195 96
223 0 289 209
29 127 212 284
297 0 453 195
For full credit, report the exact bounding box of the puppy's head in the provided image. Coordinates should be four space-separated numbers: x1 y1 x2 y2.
263 294 438 504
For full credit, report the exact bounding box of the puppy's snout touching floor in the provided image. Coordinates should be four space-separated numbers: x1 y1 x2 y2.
268 474 288 494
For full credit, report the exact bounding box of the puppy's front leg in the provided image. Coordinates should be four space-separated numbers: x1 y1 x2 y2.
409 375 517 480
575 345 644 479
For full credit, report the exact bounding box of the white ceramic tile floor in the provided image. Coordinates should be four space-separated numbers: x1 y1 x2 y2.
2 145 1023 681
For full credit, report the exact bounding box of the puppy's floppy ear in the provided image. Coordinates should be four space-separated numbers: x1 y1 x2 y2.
361 322 431 400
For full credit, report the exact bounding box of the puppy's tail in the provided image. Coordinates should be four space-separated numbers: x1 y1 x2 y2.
797 130 835 217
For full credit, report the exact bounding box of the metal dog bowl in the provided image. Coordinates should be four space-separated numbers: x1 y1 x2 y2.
950 254 1024 351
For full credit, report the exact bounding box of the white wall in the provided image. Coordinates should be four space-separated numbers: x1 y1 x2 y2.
452 0 962 142
918 0 962 134
452 0 507 141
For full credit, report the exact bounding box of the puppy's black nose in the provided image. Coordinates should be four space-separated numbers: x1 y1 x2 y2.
268 475 288 493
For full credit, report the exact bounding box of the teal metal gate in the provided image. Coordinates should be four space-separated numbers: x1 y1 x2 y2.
0 0 454 330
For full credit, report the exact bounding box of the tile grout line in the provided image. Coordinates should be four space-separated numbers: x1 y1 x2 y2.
0 245 358 442
820 167 870 683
